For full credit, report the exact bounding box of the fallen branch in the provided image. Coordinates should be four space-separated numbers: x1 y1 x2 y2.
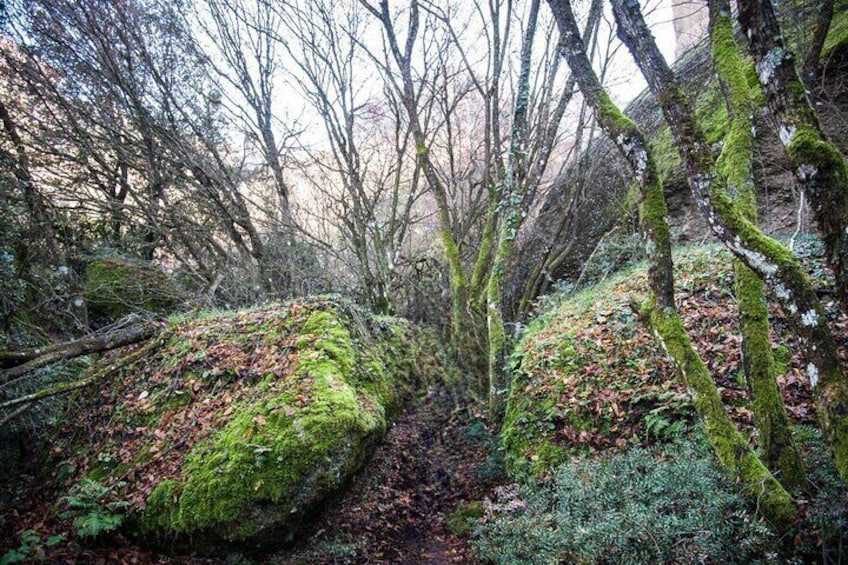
0 401 33 427
0 322 163 385
0 327 172 416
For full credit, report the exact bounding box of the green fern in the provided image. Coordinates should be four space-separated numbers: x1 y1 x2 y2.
65 478 129 538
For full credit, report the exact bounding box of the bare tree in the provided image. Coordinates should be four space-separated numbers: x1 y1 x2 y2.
611 0 848 483
195 0 298 297
273 0 427 314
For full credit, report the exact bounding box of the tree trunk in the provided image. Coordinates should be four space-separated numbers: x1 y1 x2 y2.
548 0 796 529
612 0 848 484
738 0 848 309
709 0 807 490
363 0 485 374
486 0 541 418
0 322 163 386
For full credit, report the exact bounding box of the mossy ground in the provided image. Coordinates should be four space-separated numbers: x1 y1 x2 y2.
8 296 442 553
501 242 840 478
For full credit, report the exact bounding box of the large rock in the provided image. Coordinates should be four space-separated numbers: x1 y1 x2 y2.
55 296 438 551
84 254 183 321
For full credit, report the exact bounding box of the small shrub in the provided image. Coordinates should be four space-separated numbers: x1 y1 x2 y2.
64 478 129 538
472 437 775 565
0 530 64 564
791 425 848 564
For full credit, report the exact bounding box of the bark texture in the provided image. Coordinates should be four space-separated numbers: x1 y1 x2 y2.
709 0 807 490
486 0 541 416
612 0 848 483
739 0 848 308
548 0 795 529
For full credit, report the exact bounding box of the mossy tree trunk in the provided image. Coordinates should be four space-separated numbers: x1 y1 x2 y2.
738 0 848 309
486 0 601 418
709 0 807 491
486 0 540 417
612 0 848 483
547 0 796 530
363 0 486 374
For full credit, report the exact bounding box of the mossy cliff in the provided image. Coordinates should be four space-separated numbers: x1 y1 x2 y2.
56 296 440 550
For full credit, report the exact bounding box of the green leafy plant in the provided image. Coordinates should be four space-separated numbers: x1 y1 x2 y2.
472 436 775 565
0 530 64 564
64 478 130 538
643 407 686 441
790 425 848 563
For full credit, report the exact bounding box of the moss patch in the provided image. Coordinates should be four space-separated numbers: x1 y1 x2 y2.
84 254 182 321
500 244 823 484
53 296 440 549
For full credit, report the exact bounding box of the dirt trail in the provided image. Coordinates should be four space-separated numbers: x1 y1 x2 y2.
276 385 494 564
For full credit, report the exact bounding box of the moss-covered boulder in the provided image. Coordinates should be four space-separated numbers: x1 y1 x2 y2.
501 244 825 479
54 296 439 550
84 254 183 320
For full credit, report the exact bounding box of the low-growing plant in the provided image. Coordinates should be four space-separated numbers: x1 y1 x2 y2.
63 478 130 538
472 436 776 565
790 425 848 564
0 530 64 564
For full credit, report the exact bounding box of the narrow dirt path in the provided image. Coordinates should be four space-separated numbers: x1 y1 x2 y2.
276 385 495 564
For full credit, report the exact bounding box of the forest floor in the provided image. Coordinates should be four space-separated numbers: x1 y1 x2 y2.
274 385 496 564
2 381 497 564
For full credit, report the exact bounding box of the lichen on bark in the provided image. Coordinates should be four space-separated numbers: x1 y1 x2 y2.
548 0 796 528
709 0 807 490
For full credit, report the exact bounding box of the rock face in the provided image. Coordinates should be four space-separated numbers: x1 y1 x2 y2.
506 15 848 318
84 254 183 322
55 297 439 551
672 0 708 61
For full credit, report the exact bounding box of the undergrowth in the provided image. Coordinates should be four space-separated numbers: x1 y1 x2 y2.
472 434 776 565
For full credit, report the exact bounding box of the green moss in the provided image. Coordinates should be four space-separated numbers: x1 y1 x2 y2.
59 297 434 547
85 255 182 320
597 90 637 133
136 306 416 541
824 0 848 55
648 127 680 182
446 500 485 536
773 345 791 375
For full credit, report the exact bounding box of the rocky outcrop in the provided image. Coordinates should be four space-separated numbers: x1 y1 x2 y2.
506 16 848 318
52 296 442 551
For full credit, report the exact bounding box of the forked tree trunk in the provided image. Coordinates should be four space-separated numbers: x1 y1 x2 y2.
708 0 807 490
547 0 796 529
612 0 848 483
486 0 540 418
738 0 848 309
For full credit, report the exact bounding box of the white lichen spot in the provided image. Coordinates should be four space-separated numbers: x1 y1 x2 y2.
691 173 713 196
633 147 648 179
645 238 656 257
798 164 818 180
757 47 784 85
806 363 819 389
779 124 796 147
727 239 778 277
774 283 790 301
789 303 798 314
801 309 819 327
